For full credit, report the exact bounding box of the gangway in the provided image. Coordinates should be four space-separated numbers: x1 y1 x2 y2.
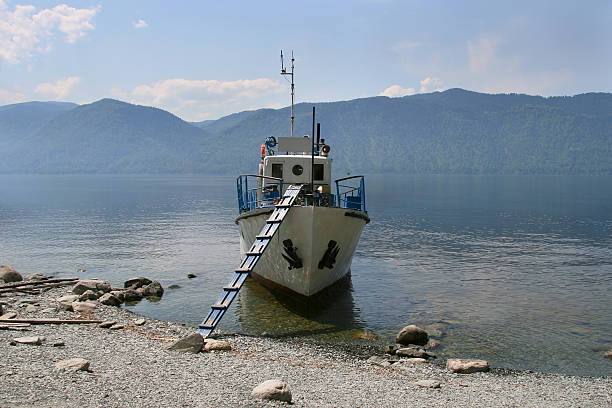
197 184 304 338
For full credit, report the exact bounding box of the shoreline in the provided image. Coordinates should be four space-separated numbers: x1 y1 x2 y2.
1 285 610 407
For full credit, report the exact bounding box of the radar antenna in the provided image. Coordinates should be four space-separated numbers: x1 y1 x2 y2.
280 50 295 137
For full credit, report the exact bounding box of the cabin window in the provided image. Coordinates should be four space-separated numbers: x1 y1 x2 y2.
272 163 283 178
314 164 324 180
292 164 303 176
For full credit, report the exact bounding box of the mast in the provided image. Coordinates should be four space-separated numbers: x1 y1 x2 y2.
280 50 295 137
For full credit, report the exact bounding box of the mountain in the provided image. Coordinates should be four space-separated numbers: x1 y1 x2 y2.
0 90 610 174
0 101 77 151
1 99 212 173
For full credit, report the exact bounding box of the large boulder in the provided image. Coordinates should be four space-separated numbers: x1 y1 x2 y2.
0 265 23 283
72 279 111 295
251 379 292 403
122 289 143 302
124 277 152 289
396 325 429 346
446 358 490 373
71 301 97 313
167 333 204 353
79 290 101 301
141 281 164 297
98 293 121 307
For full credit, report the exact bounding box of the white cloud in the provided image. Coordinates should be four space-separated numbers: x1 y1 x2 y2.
419 77 444 93
379 85 416 98
0 0 99 64
0 87 28 105
34 76 81 99
132 19 148 29
113 78 285 121
468 37 500 74
391 40 420 54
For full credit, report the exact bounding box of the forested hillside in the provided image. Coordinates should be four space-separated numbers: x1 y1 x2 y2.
1 89 610 174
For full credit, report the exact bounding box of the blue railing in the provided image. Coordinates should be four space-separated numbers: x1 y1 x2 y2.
237 175 283 213
335 175 366 213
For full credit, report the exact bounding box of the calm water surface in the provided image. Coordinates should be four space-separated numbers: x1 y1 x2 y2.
0 174 610 377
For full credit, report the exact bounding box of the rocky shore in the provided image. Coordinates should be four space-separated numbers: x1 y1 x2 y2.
0 273 610 407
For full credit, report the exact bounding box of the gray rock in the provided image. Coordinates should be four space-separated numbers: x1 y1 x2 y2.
53 341 65 347
99 293 121 307
98 320 117 328
203 339 232 352
425 339 441 349
396 346 427 358
122 289 143 302
0 311 17 319
134 318 146 326
141 281 164 297
168 284 181 289
56 295 79 311
55 358 90 372
367 355 393 367
71 301 97 312
446 358 490 373
251 379 292 403
0 265 23 283
397 358 429 365
109 290 125 302
24 273 47 281
24 304 37 313
124 277 152 289
13 336 45 345
109 324 124 330
79 289 101 301
415 379 441 388
167 333 204 353
396 325 429 346
72 279 111 295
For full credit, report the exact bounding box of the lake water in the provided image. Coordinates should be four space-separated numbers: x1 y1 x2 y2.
1 174 610 377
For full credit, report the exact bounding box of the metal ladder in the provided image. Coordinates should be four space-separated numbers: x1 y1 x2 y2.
198 184 304 338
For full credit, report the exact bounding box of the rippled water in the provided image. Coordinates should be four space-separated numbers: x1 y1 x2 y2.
1 174 610 377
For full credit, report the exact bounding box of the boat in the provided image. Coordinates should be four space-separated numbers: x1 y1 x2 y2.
235 52 370 297
198 52 369 337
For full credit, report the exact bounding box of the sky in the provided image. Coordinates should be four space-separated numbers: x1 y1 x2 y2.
0 0 610 121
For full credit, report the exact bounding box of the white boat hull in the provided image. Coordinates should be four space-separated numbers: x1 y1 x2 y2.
237 206 367 297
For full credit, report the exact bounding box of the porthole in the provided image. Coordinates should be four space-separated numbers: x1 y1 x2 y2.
292 164 303 176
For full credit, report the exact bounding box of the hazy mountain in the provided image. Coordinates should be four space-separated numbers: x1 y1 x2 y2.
1 90 610 175
0 101 77 151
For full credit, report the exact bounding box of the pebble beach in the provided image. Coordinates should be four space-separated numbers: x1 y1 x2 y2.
1 282 610 408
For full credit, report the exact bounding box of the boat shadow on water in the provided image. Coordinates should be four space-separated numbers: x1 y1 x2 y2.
235 273 366 339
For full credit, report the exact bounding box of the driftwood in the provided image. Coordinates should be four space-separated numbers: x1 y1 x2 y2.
0 318 102 325
0 277 78 290
0 280 79 294
0 322 31 331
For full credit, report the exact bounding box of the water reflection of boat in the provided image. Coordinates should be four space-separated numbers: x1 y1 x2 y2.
235 274 364 339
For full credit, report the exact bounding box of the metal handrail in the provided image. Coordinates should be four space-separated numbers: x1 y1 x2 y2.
237 175 283 213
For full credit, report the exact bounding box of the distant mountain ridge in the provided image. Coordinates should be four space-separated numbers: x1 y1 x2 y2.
0 89 610 174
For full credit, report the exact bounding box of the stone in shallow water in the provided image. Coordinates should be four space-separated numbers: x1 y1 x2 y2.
446 358 489 373
124 277 152 289
167 333 204 353
55 358 90 372
251 379 292 403
415 379 441 388
396 325 428 346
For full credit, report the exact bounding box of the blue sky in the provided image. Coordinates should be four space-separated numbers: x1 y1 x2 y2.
1 0 610 121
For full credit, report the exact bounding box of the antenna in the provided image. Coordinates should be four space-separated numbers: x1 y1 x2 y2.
280 50 295 138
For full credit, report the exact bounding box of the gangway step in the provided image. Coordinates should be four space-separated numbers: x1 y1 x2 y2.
197 184 304 339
